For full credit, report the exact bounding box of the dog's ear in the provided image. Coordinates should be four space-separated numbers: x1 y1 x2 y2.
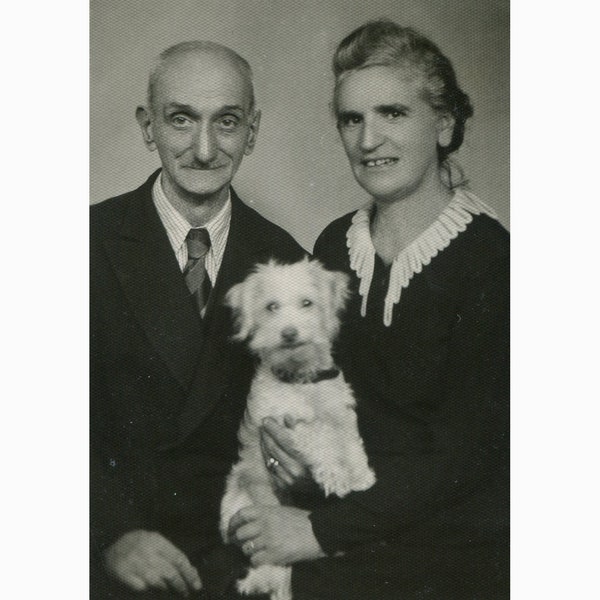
224 281 244 339
225 277 258 341
325 269 349 316
310 260 349 339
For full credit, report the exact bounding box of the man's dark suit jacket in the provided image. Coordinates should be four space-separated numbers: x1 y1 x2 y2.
90 170 305 598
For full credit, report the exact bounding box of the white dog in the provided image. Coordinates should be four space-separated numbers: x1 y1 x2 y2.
220 258 376 600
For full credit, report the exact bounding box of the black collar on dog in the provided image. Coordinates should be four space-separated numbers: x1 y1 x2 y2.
309 368 340 383
272 367 340 384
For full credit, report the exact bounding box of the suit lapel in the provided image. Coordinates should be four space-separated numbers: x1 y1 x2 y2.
175 190 277 442
104 174 204 391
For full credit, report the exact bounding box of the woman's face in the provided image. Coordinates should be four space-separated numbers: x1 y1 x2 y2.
335 65 451 202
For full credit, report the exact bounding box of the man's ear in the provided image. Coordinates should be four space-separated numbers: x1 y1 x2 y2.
244 109 261 156
136 106 157 151
437 112 455 149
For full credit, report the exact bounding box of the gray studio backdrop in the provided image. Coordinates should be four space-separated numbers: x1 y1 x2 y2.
91 0 509 252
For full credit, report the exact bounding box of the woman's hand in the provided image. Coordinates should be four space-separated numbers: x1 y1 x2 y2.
260 416 316 492
228 505 326 567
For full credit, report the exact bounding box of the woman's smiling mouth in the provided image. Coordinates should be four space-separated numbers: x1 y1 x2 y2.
362 158 398 167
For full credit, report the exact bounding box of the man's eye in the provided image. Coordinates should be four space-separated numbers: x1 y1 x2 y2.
171 115 191 128
266 302 279 312
219 116 240 130
301 299 313 308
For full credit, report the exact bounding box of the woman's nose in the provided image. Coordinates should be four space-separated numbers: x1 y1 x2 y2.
359 120 384 152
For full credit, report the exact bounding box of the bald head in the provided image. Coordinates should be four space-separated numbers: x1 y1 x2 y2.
136 40 261 214
147 41 255 114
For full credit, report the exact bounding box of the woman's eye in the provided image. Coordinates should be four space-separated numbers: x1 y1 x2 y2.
266 302 279 312
301 299 313 308
386 109 407 120
338 114 362 128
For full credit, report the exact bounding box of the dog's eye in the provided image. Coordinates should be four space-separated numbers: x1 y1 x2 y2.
301 299 313 308
266 301 280 312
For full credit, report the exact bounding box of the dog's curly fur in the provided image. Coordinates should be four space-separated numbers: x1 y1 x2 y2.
220 258 376 600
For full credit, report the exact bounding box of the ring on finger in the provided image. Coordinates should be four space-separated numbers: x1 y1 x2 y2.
266 456 280 470
243 540 256 555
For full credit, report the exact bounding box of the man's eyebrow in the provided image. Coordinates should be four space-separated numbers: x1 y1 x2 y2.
164 103 247 115
219 104 246 114
164 103 199 116
374 103 410 114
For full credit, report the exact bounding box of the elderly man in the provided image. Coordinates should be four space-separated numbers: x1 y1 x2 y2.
90 41 305 599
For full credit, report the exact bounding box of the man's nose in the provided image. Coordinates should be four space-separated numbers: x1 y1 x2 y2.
193 124 218 163
359 119 384 152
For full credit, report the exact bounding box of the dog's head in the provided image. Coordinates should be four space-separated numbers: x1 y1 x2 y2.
225 258 349 368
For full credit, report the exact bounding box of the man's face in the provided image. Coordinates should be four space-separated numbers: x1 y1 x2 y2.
138 50 260 205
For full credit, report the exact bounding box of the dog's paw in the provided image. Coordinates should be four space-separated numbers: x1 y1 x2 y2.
270 566 292 600
237 571 263 596
314 465 353 498
314 460 376 497
272 583 293 600
236 565 291 600
352 465 376 491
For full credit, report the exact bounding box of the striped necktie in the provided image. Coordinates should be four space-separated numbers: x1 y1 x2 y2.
184 228 212 316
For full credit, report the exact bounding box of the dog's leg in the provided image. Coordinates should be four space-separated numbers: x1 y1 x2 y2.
221 440 293 599
220 450 281 541
335 407 376 492
290 420 375 498
289 421 352 497
224 468 291 598
220 470 254 542
346 436 377 491
237 564 292 600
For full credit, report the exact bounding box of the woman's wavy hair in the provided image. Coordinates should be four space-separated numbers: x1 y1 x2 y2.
332 19 473 187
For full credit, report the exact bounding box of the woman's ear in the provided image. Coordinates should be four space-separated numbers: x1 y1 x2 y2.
437 113 455 148
136 106 157 151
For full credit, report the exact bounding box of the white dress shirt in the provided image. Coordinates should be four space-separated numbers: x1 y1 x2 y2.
152 173 231 285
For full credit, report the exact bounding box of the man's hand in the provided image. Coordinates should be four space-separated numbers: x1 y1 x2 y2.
104 530 202 597
260 416 317 492
228 505 326 567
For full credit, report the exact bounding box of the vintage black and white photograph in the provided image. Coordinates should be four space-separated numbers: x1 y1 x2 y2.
8 2 600 599
89 1 510 599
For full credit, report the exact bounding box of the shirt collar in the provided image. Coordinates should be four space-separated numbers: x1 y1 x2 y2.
151 172 232 274
346 188 498 326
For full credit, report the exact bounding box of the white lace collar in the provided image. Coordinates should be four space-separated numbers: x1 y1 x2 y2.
346 188 498 326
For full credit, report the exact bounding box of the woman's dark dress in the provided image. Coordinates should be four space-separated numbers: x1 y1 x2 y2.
291 207 510 599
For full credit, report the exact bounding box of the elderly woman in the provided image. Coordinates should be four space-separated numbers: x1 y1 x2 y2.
229 20 509 600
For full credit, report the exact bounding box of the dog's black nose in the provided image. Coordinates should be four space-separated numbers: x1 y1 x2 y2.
281 327 298 343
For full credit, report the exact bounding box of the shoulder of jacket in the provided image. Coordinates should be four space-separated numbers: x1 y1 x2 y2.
316 211 356 244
